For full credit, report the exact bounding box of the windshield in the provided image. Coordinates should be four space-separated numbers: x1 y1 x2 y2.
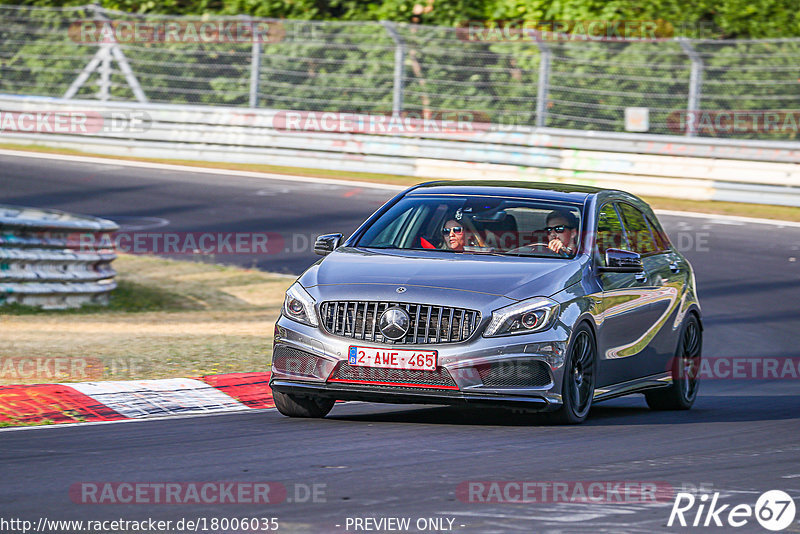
357 194 583 258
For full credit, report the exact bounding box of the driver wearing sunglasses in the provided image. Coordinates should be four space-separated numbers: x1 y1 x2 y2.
441 219 466 251
544 210 579 256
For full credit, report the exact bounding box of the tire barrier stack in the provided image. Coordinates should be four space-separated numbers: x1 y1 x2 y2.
0 205 118 309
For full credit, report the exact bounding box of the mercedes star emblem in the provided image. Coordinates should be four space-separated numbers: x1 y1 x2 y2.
379 307 411 340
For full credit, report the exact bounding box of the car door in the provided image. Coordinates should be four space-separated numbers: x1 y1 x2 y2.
616 202 684 378
594 202 662 386
619 203 687 377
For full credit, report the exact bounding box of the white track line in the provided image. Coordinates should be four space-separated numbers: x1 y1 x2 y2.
1 148 798 226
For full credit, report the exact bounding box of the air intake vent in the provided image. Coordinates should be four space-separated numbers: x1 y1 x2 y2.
272 346 327 378
328 362 458 389
477 360 552 388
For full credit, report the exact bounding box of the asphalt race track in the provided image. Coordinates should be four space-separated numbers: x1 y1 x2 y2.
2 152 800 533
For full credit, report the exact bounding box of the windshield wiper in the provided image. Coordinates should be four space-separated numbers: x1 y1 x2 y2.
465 251 507 257
472 250 563 258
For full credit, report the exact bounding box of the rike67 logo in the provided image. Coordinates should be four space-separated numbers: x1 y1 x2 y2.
668 490 796 531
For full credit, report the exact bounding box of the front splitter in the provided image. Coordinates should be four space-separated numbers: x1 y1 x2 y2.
270 379 556 411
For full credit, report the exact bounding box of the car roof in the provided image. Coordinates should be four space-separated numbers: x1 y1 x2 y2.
407 180 612 204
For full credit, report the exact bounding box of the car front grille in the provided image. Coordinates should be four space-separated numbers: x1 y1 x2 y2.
328 362 458 389
319 301 481 344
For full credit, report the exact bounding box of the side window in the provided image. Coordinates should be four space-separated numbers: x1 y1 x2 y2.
596 203 628 265
619 203 657 255
646 214 671 251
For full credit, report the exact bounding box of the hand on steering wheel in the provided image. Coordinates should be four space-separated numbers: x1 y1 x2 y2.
547 238 573 255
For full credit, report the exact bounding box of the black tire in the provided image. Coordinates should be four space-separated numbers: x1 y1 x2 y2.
645 314 702 411
273 390 335 418
548 323 597 424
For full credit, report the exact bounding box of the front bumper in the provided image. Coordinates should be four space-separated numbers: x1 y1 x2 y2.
270 315 570 411
270 379 555 410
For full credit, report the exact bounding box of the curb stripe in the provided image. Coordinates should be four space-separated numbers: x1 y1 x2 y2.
199 372 274 409
66 378 248 419
0 384 126 424
0 373 274 427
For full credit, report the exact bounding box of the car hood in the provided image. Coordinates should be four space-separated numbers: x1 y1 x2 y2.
299 247 584 301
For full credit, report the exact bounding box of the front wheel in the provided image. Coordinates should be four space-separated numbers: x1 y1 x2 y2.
273 390 335 418
548 323 596 424
645 314 702 411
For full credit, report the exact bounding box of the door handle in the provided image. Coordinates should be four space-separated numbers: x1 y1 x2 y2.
634 271 647 283
669 261 680 273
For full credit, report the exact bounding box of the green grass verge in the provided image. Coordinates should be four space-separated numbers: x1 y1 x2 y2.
0 419 56 428
0 254 293 384
1 280 195 315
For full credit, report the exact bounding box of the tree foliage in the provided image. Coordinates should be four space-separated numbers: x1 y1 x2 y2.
3 0 800 38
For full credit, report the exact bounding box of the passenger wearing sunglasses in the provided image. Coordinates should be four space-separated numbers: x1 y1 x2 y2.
544 210 579 256
441 219 466 251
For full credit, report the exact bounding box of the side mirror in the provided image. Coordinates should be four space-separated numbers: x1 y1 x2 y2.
314 233 343 256
598 248 644 273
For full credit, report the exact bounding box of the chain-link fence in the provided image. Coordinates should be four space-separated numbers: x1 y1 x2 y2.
2 4 800 139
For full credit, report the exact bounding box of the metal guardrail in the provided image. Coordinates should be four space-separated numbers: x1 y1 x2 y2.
1 96 799 207
0 204 118 309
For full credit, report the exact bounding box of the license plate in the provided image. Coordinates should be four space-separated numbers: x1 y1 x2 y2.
348 346 437 371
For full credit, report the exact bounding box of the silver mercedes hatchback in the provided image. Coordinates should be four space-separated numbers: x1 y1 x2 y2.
270 181 702 423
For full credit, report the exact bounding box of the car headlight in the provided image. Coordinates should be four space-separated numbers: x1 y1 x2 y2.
484 297 559 337
282 282 319 327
